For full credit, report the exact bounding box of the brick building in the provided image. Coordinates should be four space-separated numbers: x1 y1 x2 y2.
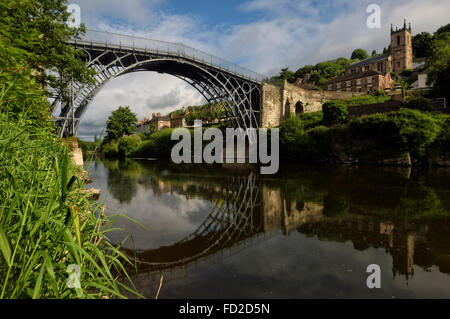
324 20 413 93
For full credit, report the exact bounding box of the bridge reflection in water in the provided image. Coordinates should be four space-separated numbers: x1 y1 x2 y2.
89 160 450 297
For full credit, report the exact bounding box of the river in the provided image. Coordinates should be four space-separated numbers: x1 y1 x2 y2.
86 158 450 298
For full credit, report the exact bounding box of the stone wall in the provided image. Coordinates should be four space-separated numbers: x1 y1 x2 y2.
261 80 363 127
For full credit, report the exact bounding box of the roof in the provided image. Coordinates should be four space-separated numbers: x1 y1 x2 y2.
348 53 390 68
325 70 384 84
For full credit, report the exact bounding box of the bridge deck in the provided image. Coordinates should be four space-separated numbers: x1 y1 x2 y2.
71 29 266 83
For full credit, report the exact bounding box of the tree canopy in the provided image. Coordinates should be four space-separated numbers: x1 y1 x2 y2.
105 106 137 141
0 0 94 121
427 32 450 99
351 49 369 60
412 32 434 58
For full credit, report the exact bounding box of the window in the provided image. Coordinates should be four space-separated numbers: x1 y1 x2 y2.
377 62 384 73
328 85 332 90
397 35 401 46
398 61 401 67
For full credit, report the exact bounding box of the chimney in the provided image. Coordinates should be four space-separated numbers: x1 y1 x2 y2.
157 112 161 117
152 113 155 119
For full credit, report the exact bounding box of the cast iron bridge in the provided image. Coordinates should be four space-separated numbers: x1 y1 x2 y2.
53 30 266 137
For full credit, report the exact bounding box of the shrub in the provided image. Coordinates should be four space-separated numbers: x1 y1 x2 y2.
404 95 434 111
102 140 119 158
429 117 450 153
118 134 142 157
371 89 387 97
345 94 390 106
279 116 304 146
296 111 323 129
134 129 176 158
351 109 440 156
322 100 349 126
400 69 414 77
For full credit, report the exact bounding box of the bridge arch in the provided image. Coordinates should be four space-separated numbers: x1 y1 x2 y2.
54 30 265 137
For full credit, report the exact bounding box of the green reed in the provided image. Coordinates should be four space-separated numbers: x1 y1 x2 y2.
0 111 142 299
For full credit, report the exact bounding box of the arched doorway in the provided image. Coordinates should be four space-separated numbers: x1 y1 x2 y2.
295 101 304 115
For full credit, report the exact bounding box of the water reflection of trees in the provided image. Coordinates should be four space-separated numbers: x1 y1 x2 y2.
103 159 139 204
102 159 450 278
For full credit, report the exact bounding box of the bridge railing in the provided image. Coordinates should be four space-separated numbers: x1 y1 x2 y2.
72 29 266 83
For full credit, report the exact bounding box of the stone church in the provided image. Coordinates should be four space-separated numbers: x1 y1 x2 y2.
324 20 413 93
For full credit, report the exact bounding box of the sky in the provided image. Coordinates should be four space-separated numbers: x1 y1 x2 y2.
71 0 450 141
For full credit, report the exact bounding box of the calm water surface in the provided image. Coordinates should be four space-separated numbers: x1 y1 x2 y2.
87 159 450 299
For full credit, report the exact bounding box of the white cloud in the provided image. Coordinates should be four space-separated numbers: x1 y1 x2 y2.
78 72 205 140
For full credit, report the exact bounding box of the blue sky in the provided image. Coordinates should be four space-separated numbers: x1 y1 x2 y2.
71 0 450 140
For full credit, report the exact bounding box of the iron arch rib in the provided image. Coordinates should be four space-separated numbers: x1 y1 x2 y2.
55 31 264 137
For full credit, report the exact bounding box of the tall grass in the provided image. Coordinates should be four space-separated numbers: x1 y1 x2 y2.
0 111 141 299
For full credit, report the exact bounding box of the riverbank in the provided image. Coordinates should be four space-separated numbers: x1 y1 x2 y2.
0 112 140 299
98 95 450 168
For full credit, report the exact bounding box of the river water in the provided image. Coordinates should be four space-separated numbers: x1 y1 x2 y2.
86 159 450 299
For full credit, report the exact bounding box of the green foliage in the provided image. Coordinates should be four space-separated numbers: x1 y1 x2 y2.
268 58 354 89
296 112 324 129
371 90 387 97
0 0 94 120
412 32 434 58
351 48 369 60
0 111 139 299
134 129 177 158
322 101 348 127
105 106 137 141
294 65 315 80
400 69 414 77
279 68 296 83
279 117 304 146
435 23 450 36
427 32 450 100
430 117 450 153
102 140 119 158
351 109 440 156
404 95 434 111
345 94 390 106
118 134 142 157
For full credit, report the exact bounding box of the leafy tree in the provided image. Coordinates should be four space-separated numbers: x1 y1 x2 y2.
0 0 94 120
322 101 348 127
412 32 434 58
371 50 377 56
279 68 296 83
427 33 450 99
294 65 314 80
351 49 369 60
105 106 137 141
435 23 450 36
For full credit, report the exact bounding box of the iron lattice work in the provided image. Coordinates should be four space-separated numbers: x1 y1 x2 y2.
122 175 264 273
53 30 265 137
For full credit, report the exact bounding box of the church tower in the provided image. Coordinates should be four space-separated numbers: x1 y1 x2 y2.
391 20 413 73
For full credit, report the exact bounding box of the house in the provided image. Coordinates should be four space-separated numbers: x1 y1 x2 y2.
324 20 413 93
